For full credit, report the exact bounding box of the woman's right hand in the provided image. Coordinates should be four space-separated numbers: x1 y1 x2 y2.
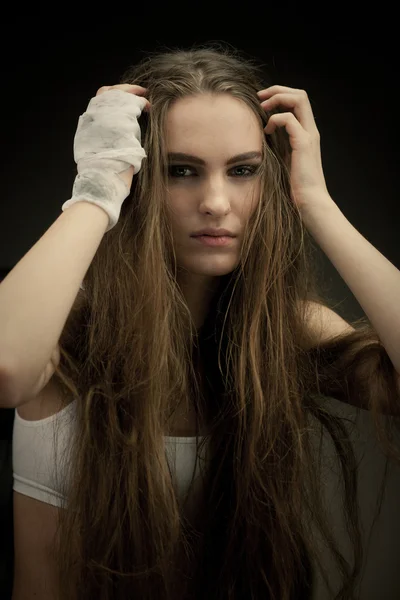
95 84 151 189
96 83 150 109
62 83 150 231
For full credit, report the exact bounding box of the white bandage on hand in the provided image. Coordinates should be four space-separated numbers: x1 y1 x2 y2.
62 89 148 232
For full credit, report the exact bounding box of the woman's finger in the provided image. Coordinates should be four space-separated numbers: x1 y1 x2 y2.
96 84 148 97
95 84 151 111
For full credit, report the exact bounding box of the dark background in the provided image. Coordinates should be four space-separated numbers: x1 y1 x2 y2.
1 14 399 599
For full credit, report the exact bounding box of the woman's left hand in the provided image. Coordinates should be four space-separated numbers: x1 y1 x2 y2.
257 85 332 213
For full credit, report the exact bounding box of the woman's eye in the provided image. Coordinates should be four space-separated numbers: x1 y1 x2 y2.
168 165 259 178
168 166 192 178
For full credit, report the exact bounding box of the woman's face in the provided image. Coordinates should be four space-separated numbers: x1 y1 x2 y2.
165 93 263 283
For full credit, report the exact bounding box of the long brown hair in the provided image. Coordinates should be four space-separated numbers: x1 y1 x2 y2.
50 42 400 599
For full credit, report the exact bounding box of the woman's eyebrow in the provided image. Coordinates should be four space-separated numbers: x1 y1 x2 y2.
167 151 262 166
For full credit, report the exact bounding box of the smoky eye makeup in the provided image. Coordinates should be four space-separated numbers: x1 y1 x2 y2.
167 163 262 178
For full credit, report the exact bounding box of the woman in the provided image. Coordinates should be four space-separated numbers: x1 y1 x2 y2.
7 43 400 599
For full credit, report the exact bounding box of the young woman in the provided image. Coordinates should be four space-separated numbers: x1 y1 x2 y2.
2 43 399 599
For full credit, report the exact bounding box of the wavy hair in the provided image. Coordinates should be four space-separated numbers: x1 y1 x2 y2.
49 42 400 599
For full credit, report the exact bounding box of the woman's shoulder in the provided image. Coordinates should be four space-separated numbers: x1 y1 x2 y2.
16 374 72 422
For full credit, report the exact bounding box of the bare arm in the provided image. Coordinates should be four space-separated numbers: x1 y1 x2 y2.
0 200 109 407
0 82 147 408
